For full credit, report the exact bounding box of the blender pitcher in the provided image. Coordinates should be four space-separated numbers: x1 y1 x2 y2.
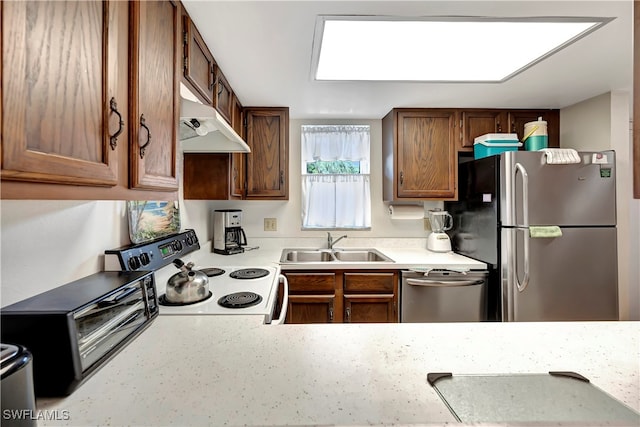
428 210 453 233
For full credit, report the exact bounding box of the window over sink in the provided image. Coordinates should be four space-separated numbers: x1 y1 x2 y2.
301 125 371 229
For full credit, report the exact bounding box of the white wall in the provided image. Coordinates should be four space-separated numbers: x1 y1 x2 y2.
560 91 639 320
185 118 438 245
0 200 129 306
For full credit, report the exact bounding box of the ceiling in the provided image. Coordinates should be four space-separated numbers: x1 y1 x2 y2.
181 1 633 119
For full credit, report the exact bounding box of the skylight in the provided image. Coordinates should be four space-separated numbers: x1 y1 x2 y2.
313 17 610 82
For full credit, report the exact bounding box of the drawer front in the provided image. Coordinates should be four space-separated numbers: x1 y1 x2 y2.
344 272 395 293
285 272 336 293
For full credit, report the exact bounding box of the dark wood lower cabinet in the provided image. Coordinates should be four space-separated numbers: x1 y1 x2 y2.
282 270 398 324
344 295 395 323
286 295 336 324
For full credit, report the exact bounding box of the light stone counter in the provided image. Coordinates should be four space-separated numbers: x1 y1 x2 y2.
158 239 486 273
37 317 639 426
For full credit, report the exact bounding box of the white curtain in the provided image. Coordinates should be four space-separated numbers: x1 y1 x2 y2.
301 125 371 229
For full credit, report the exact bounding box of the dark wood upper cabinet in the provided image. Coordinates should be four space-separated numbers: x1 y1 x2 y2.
183 153 230 199
457 108 559 152
244 107 289 199
230 95 245 198
507 109 560 149
383 109 457 201
1 1 118 187
214 67 233 124
1 0 179 199
182 15 215 105
459 110 508 150
634 0 639 199
129 0 180 191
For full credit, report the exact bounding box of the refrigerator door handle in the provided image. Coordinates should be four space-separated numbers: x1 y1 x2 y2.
514 228 531 293
512 162 530 292
514 162 530 227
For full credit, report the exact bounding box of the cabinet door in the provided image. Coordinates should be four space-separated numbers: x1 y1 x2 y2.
245 107 289 199
182 15 215 105
397 110 457 199
459 110 508 151
230 95 245 198
214 68 233 124
129 0 179 191
1 1 118 186
286 295 336 324
344 295 396 323
183 153 230 199
507 109 560 148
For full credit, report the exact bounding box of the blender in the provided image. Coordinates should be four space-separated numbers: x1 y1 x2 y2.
427 209 453 252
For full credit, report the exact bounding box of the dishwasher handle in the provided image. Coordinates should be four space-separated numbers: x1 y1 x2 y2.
405 278 485 287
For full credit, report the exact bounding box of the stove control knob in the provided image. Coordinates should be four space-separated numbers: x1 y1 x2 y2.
139 252 151 266
128 255 141 270
185 235 194 246
172 240 183 252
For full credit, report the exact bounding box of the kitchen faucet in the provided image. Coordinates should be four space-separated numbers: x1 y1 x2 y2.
327 232 347 249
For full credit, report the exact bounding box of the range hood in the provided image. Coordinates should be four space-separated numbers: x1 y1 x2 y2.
179 90 250 153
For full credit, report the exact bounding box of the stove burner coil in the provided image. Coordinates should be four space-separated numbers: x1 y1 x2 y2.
229 268 270 280
217 292 263 308
200 268 225 277
158 292 213 306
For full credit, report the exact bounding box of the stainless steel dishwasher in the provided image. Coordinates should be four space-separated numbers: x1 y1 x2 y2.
400 269 489 322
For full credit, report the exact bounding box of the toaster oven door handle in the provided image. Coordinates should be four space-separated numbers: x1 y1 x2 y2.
271 274 289 325
98 286 139 307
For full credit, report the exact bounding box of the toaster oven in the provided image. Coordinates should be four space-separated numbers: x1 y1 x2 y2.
0 271 158 396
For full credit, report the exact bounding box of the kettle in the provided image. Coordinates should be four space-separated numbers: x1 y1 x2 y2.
165 259 210 304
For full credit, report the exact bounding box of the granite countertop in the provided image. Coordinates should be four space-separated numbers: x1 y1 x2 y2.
37 317 640 426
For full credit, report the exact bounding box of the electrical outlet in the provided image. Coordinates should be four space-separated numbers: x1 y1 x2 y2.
264 218 277 231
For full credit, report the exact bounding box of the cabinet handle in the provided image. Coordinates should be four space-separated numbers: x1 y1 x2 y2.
497 122 502 133
400 171 404 186
209 66 215 90
280 170 284 185
139 114 151 159
511 121 516 133
329 306 334 321
109 97 124 150
346 307 351 323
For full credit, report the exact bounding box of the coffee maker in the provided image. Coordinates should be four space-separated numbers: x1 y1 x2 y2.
212 209 247 255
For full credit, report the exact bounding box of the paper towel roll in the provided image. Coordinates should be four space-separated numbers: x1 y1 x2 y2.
388 204 424 220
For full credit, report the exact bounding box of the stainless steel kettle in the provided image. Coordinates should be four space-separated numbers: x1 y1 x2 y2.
165 259 210 304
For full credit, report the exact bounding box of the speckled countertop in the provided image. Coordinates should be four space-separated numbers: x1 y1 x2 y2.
37 318 639 426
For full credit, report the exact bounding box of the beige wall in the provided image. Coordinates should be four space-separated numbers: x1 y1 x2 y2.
560 91 639 320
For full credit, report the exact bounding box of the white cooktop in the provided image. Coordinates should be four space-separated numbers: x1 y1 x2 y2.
158 265 280 318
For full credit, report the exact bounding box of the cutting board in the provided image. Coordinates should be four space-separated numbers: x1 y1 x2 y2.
428 372 640 424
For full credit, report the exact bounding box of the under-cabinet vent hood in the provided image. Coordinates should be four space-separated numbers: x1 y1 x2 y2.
179 86 250 153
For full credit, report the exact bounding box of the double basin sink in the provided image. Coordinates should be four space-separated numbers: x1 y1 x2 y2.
280 248 394 264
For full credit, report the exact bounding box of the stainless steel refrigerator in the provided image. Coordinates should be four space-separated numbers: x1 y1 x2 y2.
446 150 618 322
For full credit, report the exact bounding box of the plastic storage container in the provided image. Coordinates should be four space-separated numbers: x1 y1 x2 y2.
523 117 548 150
473 133 522 159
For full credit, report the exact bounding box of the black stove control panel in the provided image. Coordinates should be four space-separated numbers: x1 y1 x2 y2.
105 229 200 272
